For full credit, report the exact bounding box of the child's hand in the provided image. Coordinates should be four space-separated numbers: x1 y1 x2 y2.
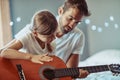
30 53 53 64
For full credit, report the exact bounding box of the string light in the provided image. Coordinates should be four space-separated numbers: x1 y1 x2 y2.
16 17 21 22
91 25 97 31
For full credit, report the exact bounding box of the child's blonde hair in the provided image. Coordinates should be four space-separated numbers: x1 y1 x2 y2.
30 10 58 53
30 10 58 35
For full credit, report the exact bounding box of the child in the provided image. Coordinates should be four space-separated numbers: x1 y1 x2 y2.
0 10 58 64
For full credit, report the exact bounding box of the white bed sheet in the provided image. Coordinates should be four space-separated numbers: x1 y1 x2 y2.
77 72 120 80
77 49 120 80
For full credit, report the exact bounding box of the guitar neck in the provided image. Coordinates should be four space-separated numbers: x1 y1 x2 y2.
79 65 110 73
53 65 110 78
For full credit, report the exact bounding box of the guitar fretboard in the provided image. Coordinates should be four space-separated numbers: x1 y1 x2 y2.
54 65 110 78
79 65 109 73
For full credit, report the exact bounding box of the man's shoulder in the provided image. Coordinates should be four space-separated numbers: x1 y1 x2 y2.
73 27 83 33
69 27 84 37
62 28 84 40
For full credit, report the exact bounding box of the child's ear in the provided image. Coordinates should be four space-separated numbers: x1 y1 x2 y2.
58 6 64 15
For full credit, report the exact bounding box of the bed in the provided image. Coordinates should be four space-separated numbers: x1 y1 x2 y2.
77 49 120 80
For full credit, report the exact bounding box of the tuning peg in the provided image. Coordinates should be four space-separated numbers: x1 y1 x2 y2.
112 73 119 76
112 73 116 76
115 73 119 76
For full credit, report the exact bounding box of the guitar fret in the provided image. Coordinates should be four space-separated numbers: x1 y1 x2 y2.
55 68 68 77
55 69 65 77
70 68 74 76
54 68 79 78
64 68 70 76
70 68 79 77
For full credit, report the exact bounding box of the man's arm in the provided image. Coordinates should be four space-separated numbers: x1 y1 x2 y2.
66 54 79 68
66 54 89 79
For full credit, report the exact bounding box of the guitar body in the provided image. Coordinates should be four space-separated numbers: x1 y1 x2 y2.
0 56 72 80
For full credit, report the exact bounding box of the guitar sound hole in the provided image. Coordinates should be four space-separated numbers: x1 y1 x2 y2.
43 69 55 80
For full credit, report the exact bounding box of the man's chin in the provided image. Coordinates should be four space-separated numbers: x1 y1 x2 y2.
64 30 70 34
62 28 71 34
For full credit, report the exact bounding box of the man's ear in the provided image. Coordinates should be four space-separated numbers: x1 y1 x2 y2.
58 6 64 15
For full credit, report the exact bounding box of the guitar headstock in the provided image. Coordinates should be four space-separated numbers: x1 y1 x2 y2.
109 64 120 76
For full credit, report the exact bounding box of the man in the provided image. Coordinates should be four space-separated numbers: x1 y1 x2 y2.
53 0 91 78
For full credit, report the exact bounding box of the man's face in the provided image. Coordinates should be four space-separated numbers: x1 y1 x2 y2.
59 8 83 34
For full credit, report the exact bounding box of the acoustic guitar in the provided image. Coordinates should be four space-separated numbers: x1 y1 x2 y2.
0 56 120 80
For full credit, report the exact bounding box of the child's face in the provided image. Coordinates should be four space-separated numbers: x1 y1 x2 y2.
37 32 56 43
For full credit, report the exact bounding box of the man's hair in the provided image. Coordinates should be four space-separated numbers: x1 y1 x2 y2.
62 0 90 16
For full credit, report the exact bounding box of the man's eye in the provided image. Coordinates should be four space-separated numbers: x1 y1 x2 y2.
78 21 82 24
67 17 72 20
75 21 80 24
68 17 73 20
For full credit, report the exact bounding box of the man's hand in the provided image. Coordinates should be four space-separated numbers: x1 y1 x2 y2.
79 69 89 78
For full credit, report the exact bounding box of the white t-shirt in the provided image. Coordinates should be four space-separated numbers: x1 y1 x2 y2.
15 24 85 63
53 27 85 63
15 24 49 55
